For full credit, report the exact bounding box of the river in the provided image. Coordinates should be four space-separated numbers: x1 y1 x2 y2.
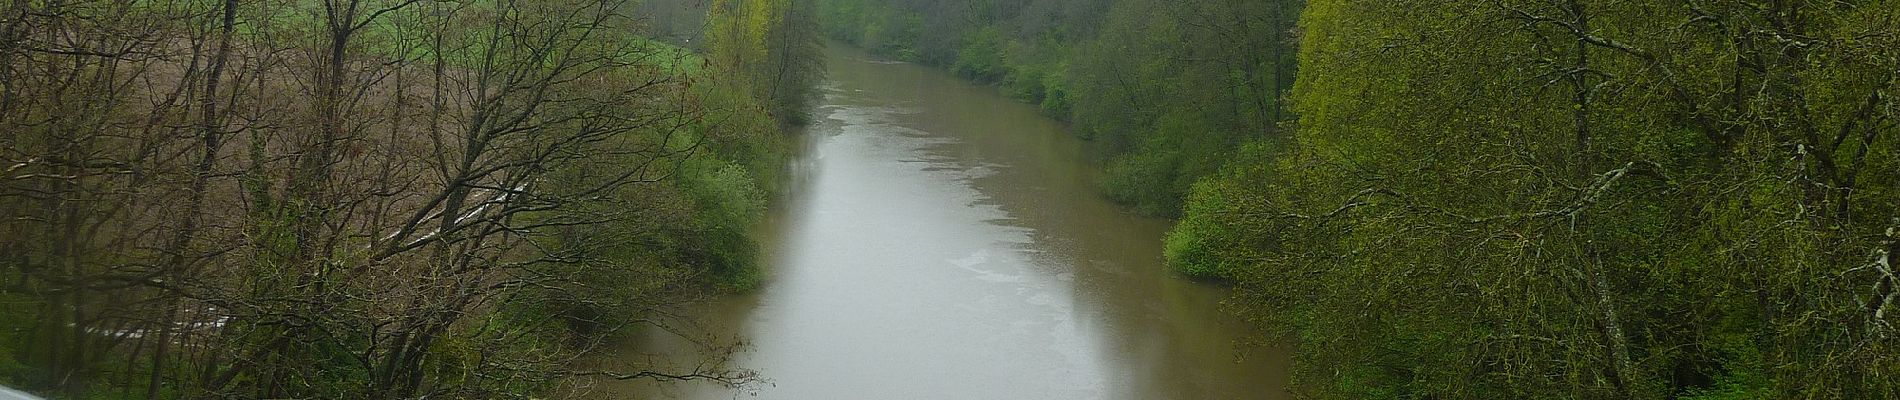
577 43 1287 399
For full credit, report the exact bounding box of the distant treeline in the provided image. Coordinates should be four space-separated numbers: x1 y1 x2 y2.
822 0 1899 399
0 0 818 398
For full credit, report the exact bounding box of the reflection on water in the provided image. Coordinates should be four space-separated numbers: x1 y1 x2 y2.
578 43 1289 399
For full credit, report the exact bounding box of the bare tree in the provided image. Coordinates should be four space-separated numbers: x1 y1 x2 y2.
1 0 776 397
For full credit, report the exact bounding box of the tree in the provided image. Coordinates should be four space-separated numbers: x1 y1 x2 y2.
1169 0 1900 397
0 0 807 397
708 0 826 125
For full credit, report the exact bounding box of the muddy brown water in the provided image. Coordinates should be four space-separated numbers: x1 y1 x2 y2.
575 43 1289 400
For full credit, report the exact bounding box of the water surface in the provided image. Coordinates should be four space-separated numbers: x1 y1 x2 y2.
584 43 1287 399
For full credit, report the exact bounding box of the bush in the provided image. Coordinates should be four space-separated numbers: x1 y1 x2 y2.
1164 141 1277 280
1037 65 1072 117
685 162 769 290
953 26 1007 81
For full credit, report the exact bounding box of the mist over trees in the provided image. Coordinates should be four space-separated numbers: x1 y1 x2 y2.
0 0 818 398
820 0 1899 398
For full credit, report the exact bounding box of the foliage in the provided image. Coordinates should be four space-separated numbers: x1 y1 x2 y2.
952 26 1008 82
0 0 815 397
818 1 1900 398
1172 0 1900 398
818 0 1300 216
709 0 827 125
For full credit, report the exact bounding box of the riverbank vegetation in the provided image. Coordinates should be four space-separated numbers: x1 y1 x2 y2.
0 0 817 398
822 0 1899 398
816 0 1300 216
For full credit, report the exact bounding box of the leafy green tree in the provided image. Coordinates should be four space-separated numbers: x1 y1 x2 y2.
709 0 826 124
1171 0 1900 398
